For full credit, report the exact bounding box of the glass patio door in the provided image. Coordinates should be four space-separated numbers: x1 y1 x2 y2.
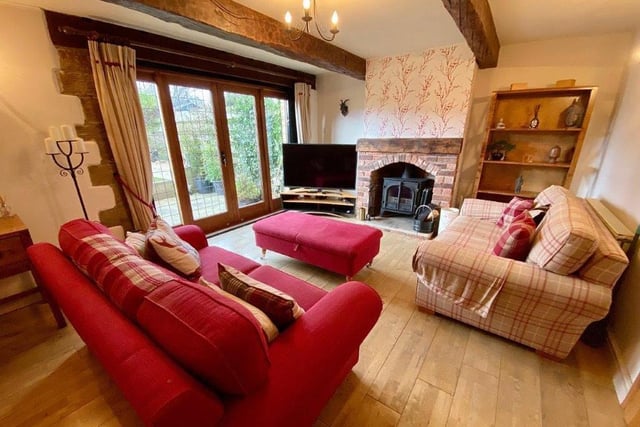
137 73 286 233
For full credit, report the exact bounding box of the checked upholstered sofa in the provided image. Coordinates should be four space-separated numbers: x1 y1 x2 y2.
412 186 628 359
27 219 382 426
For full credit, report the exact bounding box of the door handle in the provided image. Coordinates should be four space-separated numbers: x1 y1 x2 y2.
221 152 227 166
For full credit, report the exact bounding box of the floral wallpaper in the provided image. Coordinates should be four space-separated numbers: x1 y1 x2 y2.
364 43 476 138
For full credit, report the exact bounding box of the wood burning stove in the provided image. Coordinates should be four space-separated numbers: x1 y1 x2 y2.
380 177 433 216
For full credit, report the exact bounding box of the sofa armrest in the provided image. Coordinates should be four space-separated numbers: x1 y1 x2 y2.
174 224 208 250
460 198 507 222
413 240 612 321
221 281 382 427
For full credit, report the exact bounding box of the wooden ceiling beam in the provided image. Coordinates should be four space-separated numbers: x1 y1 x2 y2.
103 0 366 80
441 0 500 69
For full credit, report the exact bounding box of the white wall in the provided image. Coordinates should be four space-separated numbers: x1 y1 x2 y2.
314 72 365 144
0 4 114 299
457 33 633 206
590 30 640 402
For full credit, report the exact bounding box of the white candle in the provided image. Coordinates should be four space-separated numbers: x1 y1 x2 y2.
71 138 87 153
44 137 59 154
48 126 62 141
61 124 76 140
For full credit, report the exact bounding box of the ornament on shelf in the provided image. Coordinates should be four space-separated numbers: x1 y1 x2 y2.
496 118 506 129
564 98 585 127
514 175 524 194
0 195 12 218
529 104 541 128
548 145 561 163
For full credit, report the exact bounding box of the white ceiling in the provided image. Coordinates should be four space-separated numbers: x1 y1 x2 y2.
3 0 640 76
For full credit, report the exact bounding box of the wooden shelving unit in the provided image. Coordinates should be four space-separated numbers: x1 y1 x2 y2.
473 86 597 202
280 188 356 215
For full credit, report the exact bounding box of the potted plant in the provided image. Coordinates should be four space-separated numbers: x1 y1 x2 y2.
486 139 516 160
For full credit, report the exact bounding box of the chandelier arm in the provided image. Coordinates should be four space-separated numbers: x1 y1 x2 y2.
313 19 336 41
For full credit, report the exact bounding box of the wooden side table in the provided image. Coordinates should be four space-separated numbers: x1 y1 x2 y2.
0 215 66 328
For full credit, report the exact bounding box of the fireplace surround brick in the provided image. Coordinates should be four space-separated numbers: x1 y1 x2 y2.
356 138 462 213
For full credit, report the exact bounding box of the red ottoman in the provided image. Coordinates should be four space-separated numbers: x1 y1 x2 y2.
253 211 383 280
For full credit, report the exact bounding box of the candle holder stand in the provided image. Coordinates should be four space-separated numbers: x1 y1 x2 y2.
48 139 89 220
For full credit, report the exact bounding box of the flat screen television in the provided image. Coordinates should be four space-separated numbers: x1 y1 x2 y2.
282 143 357 190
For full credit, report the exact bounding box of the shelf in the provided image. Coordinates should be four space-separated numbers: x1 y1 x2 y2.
483 161 571 168
490 127 582 133
281 199 354 207
477 189 537 198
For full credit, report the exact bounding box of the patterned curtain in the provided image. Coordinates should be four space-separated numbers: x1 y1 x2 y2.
294 82 311 143
88 40 153 230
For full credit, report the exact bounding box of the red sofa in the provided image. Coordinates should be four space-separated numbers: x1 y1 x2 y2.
27 219 382 426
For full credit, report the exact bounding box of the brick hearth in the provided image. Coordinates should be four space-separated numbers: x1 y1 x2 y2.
356 138 463 214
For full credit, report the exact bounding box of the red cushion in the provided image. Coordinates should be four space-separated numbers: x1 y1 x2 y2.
137 280 271 396
496 197 534 228
198 246 261 284
248 265 327 311
493 211 536 260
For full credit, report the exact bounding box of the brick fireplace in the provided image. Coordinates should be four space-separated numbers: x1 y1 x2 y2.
356 138 463 216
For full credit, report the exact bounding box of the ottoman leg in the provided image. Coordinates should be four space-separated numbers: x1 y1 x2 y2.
260 248 267 259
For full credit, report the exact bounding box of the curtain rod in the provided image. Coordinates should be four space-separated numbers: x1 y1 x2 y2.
57 25 313 83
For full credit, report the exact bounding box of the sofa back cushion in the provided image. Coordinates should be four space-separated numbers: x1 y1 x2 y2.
59 219 176 317
137 280 271 396
527 195 599 275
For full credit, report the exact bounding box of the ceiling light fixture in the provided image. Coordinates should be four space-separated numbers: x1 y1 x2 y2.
284 0 339 42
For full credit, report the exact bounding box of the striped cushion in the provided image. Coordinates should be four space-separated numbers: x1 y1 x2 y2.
218 263 304 330
493 212 536 261
527 196 599 275
496 197 534 228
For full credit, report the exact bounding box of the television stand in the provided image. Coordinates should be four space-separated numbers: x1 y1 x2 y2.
280 188 356 216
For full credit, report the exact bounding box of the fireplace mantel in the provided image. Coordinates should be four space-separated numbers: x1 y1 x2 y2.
356 138 463 155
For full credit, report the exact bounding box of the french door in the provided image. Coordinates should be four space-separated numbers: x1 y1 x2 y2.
137 71 288 233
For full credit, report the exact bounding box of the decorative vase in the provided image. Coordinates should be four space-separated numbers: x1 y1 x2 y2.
564 98 585 127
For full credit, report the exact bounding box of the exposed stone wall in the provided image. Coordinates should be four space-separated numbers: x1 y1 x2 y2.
55 46 133 230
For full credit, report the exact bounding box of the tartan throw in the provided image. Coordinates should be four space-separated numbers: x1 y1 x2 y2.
201 277 279 343
71 233 138 281
217 263 304 330
496 197 534 228
413 194 628 359
412 240 513 318
493 211 536 261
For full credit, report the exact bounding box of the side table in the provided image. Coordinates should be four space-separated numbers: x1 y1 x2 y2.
0 215 66 327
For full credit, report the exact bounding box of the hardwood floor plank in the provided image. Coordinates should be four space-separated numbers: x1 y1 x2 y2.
540 357 589 427
583 382 626 427
332 395 400 427
368 308 440 412
397 379 453 427
495 343 542 427
462 328 507 378
447 364 499 427
418 318 471 394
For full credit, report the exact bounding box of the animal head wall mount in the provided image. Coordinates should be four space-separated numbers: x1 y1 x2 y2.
339 99 349 116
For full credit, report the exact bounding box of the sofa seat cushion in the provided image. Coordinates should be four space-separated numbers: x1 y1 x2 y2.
198 246 261 285
248 265 327 311
137 280 271 396
437 216 503 253
527 195 599 275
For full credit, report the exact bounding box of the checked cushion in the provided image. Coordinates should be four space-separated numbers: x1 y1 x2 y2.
496 197 534 228
493 211 536 261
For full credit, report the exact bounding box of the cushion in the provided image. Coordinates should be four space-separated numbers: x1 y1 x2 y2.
248 265 327 311
527 196 599 275
200 277 279 342
493 211 536 261
534 185 569 206
124 231 147 257
198 246 261 285
146 217 201 278
137 280 271 396
218 263 305 330
496 197 534 228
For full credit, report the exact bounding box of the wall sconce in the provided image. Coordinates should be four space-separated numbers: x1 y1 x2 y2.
44 125 89 220
340 99 349 117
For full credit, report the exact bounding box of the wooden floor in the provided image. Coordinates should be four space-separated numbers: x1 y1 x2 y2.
0 224 627 426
